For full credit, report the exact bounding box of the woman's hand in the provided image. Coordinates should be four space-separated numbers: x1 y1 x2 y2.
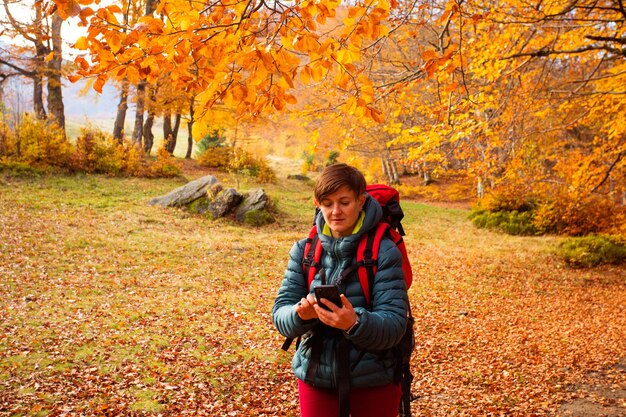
294 293 319 321
314 294 358 331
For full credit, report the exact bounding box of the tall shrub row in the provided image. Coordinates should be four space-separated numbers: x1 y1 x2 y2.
0 116 180 177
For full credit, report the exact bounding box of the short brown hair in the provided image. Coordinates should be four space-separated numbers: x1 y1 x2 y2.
314 163 366 202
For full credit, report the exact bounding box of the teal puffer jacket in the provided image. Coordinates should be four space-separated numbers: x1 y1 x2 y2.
272 196 409 389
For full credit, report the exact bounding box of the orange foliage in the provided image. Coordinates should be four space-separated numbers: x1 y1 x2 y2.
54 0 626 236
59 0 395 122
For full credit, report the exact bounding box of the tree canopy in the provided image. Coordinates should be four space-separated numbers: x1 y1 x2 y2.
47 0 626 236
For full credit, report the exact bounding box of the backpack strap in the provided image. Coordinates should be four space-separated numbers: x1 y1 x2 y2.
356 222 389 307
302 225 324 287
398 312 416 417
388 227 413 289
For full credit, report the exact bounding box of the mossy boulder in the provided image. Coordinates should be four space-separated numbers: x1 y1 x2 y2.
242 209 274 227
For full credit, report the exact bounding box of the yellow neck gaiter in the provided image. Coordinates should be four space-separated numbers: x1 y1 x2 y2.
322 211 365 237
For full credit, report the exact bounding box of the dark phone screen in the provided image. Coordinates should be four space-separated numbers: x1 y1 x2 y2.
314 285 342 311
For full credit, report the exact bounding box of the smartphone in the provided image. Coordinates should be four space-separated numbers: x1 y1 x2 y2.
314 285 342 311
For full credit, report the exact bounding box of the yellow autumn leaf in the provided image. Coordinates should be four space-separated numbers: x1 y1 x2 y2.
281 72 295 88
125 65 140 84
78 7 94 20
335 47 361 66
179 15 192 31
74 56 89 71
232 84 248 102
311 64 326 82
335 71 351 89
300 66 312 84
107 33 122 54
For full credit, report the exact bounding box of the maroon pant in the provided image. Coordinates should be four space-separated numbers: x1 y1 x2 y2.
298 379 402 417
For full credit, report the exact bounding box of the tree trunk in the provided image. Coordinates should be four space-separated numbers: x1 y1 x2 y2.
390 160 399 185
33 74 46 119
145 0 157 14
382 157 399 184
46 12 65 130
144 86 157 154
131 80 146 146
33 4 48 121
163 112 173 153
382 157 390 182
143 112 155 154
0 69 4 101
113 78 129 142
173 113 181 136
477 176 485 199
186 101 195 159
172 113 181 149
163 112 182 154
423 170 432 186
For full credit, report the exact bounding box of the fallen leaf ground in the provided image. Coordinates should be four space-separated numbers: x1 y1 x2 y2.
0 167 624 416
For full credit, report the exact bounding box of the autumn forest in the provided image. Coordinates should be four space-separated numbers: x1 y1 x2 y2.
0 0 625 416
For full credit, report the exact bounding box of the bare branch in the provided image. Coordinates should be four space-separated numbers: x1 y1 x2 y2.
0 57 35 77
2 0 37 43
586 35 626 45
503 44 626 60
590 151 625 194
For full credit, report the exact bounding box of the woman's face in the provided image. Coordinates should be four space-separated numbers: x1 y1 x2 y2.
316 186 366 238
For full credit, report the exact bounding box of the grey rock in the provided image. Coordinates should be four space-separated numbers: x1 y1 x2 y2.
235 188 270 222
149 175 218 207
207 188 243 219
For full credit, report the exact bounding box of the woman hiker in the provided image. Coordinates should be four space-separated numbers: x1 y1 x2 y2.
272 163 409 417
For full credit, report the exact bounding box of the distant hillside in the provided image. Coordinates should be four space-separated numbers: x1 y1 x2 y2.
62 78 128 140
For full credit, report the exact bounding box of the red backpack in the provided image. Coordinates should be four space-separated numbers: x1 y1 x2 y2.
301 184 413 303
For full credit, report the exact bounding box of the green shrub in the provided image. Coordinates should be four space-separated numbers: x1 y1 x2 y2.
469 209 538 236
195 129 228 158
326 150 339 166
0 160 44 178
302 150 315 172
558 235 626 268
